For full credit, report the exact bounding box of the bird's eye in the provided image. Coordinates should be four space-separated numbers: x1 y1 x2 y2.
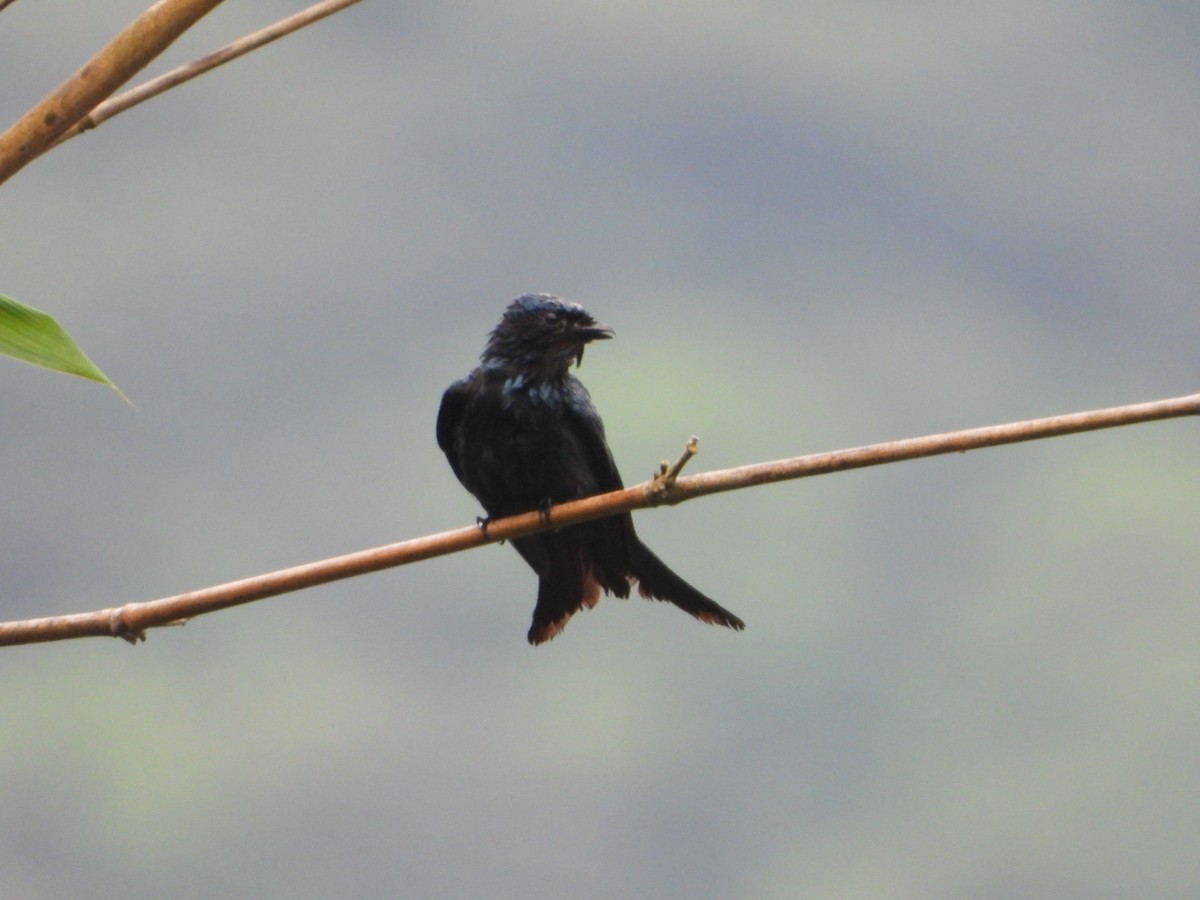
544 312 560 326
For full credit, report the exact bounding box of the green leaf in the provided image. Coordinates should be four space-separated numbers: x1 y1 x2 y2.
0 292 129 403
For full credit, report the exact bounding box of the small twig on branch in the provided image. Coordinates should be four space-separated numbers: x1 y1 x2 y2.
0 391 1196 648
0 0 226 187
647 435 700 504
50 0 365 150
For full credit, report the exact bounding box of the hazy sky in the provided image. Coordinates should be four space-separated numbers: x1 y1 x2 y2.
2 4 1198 898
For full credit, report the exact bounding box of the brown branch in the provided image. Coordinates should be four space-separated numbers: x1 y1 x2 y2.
1 391 1196 648
656 391 1200 503
0 0 226 187
50 0 365 149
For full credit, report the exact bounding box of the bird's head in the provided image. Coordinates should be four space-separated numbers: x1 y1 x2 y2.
482 294 614 373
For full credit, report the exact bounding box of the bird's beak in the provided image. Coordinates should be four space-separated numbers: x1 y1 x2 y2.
573 322 613 366
577 322 614 343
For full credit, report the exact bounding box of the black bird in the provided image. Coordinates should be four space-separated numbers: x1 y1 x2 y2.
437 294 745 644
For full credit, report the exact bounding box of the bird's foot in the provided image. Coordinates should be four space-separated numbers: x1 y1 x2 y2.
537 498 553 524
476 515 506 543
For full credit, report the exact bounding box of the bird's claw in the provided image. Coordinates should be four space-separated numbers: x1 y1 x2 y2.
537 498 553 524
477 515 506 543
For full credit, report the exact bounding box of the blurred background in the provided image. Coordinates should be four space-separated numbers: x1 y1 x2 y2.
1 3 1198 897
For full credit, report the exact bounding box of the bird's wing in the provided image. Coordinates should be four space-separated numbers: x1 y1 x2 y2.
436 374 473 484
558 377 639 595
561 378 626 493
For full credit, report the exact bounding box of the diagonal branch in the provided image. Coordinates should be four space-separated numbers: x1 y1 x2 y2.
0 0 226 186
0 391 1196 648
49 0 365 150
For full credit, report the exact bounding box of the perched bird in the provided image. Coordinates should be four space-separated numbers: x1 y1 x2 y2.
437 294 745 644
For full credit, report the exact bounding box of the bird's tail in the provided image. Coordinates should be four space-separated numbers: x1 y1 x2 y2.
628 539 745 632
525 542 603 646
